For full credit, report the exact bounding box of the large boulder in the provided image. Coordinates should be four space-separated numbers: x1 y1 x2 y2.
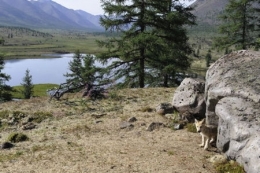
205 50 260 173
216 97 260 173
205 50 260 126
172 78 206 122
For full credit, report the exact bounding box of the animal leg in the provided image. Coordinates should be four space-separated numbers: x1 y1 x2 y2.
199 134 205 147
204 138 209 150
210 137 215 144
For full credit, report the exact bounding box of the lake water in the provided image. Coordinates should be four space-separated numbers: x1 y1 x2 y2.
3 54 75 86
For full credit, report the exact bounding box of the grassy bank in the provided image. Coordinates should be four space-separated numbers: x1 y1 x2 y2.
12 84 59 99
0 28 108 58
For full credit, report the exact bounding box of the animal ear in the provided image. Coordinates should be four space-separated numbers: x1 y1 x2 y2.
201 118 206 123
194 119 198 123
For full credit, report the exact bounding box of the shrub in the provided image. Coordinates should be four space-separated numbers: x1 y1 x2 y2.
0 110 9 119
186 123 197 133
215 160 245 173
32 111 53 123
7 133 29 143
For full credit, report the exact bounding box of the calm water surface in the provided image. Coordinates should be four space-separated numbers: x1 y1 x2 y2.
3 54 74 86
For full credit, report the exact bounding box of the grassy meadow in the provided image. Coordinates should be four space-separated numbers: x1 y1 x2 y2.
0 27 108 57
12 84 59 99
0 87 245 172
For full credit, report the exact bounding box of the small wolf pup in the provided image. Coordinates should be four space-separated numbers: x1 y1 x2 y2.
194 118 218 150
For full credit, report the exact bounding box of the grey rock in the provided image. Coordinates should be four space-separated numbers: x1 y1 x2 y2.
172 78 206 121
205 50 260 173
147 122 166 131
21 122 36 130
95 120 103 124
216 97 260 173
208 154 227 164
120 121 134 129
91 113 106 119
128 117 137 122
1 142 14 149
156 103 174 115
205 50 260 126
172 123 184 130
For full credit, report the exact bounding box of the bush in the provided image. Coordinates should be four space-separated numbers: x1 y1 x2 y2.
32 111 53 123
186 123 197 133
7 133 29 143
215 160 245 173
0 110 9 119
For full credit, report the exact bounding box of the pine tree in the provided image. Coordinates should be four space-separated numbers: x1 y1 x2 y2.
214 0 257 50
0 55 12 102
97 0 195 88
21 69 34 99
205 49 212 67
64 50 103 87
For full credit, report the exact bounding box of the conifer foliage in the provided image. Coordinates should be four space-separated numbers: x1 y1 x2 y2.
214 0 258 50
0 55 12 102
21 69 34 99
97 0 196 88
64 50 103 87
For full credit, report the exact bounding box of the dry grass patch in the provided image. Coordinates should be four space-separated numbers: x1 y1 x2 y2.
0 88 220 173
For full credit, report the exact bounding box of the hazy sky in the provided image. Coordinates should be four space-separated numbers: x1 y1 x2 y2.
52 0 104 15
51 0 195 15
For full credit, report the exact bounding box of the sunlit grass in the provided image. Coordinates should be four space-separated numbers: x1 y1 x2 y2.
12 83 59 98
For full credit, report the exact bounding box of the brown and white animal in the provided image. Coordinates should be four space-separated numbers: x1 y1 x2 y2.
194 118 218 150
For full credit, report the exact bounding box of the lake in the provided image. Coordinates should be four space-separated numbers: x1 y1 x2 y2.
3 54 75 86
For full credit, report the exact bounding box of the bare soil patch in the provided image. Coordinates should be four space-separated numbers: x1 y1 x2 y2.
0 88 217 172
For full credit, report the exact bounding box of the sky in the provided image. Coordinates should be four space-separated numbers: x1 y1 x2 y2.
51 0 196 16
52 0 104 15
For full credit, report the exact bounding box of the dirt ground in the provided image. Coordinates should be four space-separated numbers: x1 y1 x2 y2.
0 88 219 173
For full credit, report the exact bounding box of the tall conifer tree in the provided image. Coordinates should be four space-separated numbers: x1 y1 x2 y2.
0 55 12 102
97 0 195 88
64 50 103 87
214 0 257 50
21 69 34 99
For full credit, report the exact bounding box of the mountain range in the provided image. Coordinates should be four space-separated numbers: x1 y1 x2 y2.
0 0 103 30
0 0 229 31
190 0 229 25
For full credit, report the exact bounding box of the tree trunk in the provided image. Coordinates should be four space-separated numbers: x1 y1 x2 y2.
139 0 145 88
163 74 169 87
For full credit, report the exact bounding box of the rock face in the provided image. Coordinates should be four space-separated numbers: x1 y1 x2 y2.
172 78 206 122
205 50 260 125
205 50 260 173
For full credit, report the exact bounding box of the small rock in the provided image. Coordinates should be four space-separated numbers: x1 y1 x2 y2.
91 113 106 119
164 114 175 120
21 122 36 130
208 154 227 164
120 121 134 129
1 142 14 149
128 117 137 122
156 103 174 115
173 123 184 130
147 122 166 131
21 116 34 125
95 120 103 124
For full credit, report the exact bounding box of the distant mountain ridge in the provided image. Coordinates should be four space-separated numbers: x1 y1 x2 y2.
0 0 230 31
190 0 229 25
0 0 103 30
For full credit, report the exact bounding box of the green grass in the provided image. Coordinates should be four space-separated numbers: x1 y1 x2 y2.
215 160 245 173
7 133 29 143
0 29 109 58
12 84 59 98
0 151 23 163
186 123 197 133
